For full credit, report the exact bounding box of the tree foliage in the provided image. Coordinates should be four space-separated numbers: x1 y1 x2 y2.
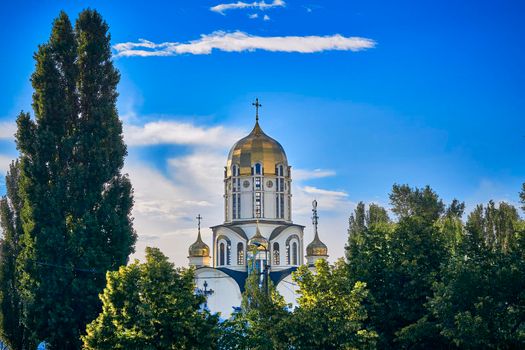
347 185 449 348
82 247 219 349
422 203 525 348
219 259 376 350
287 259 377 349
11 10 136 349
0 161 29 349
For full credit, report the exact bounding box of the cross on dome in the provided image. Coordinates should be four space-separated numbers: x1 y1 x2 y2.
196 214 203 233
252 98 262 122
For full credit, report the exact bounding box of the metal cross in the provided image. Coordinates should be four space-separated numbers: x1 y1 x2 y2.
252 98 262 122
312 200 319 235
202 280 214 309
196 214 202 233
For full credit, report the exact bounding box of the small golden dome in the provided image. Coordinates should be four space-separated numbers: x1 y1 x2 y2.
248 224 269 251
226 120 288 177
306 233 328 257
189 231 210 257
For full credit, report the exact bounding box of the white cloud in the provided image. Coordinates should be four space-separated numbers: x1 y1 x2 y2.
0 122 16 140
0 155 13 174
294 168 336 181
113 31 376 57
211 0 285 15
124 120 245 148
301 186 348 198
248 13 259 19
263 14 270 21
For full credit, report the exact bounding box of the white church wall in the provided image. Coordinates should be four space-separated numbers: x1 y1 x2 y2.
276 273 299 310
195 267 242 319
213 227 247 271
270 226 304 268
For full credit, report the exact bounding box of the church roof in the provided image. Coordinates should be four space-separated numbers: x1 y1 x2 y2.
226 119 288 177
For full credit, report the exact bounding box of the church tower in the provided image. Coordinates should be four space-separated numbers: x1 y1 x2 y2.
190 99 327 317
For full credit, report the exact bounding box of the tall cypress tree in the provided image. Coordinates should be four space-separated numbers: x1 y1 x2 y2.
0 161 29 349
14 10 136 349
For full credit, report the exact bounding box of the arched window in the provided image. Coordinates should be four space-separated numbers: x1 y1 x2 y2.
292 242 298 265
237 242 244 265
273 242 280 265
252 163 262 175
217 236 232 266
276 164 284 177
219 243 225 266
285 235 300 265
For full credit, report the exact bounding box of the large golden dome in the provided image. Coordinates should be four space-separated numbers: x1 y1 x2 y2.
226 120 288 177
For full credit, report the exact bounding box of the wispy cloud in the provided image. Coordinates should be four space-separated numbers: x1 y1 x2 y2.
263 14 270 21
0 122 16 140
294 168 336 181
248 13 259 19
0 155 13 174
124 120 245 148
211 0 285 15
113 31 376 57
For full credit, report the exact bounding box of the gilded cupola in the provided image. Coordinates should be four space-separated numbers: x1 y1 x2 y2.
306 200 329 260
248 221 269 251
189 214 210 258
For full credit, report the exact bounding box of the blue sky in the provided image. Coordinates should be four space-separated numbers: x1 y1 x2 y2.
0 0 524 263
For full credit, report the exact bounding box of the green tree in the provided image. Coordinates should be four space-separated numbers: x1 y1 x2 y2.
14 10 136 348
0 161 29 349
82 247 218 349
287 259 377 349
390 184 445 223
347 186 449 348
426 203 525 348
348 202 390 242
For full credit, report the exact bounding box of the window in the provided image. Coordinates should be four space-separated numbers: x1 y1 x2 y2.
255 177 261 190
273 242 280 265
232 193 241 219
253 163 262 175
285 235 300 265
237 242 244 265
254 192 262 218
275 164 285 219
218 237 232 266
232 164 241 220
232 164 240 177
219 243 225 266
292 242 298 265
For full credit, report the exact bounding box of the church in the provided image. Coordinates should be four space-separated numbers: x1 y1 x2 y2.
187 99 329 318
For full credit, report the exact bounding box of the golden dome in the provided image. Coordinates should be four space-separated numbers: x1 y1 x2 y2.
226 120 288 177
306 232 328 257
189 231 210 257
248 224 269 251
